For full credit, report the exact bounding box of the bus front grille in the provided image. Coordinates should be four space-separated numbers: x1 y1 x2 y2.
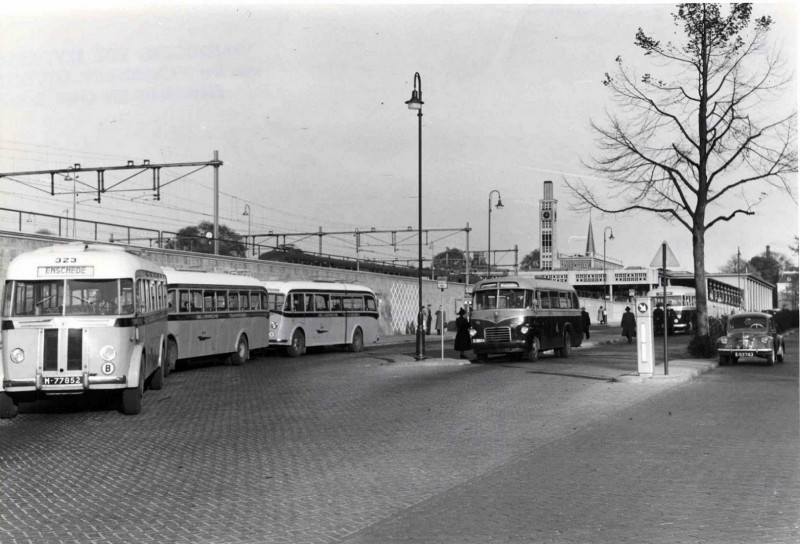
484 327 511 343
42 328 83 371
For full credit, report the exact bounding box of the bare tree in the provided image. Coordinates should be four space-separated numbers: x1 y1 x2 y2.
566 3 796 339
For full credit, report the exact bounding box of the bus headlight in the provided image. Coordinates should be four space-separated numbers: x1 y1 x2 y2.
270 321 278 329
520 325 530 335
100 345 117 362
469 328 477 337
10 348 25 364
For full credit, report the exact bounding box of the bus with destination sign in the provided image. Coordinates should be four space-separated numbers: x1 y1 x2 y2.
1 243 168 418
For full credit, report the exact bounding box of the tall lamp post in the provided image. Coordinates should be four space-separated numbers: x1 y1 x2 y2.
487 190 504 277
603 226 615 306
406 72 425 360
242 204 251 256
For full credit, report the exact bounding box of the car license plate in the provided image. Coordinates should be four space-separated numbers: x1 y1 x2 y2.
734 351 755 358
43 376 82 385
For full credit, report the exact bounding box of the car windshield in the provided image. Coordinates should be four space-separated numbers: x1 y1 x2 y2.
728 315 768 330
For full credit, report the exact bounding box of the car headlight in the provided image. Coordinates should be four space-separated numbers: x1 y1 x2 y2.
10 348 25 364
469 328 477 337
674 318 679 323
761 337 770 345
520 325 530 335
719 337 728 345
100 345 117 362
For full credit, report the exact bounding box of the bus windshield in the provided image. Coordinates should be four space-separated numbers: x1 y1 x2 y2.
8 279 132 316
473 289 530 310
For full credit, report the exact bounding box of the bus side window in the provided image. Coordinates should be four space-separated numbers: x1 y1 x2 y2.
191 290 202 312
239 291 249 310
365 296 377 311
228 292 239 311
539 291 551 309
167 289 176 313
250 292 260 310
216 291 227 311
304 294 314 312
203 291 215 312
559 292 570 309
179 290 191 312
260 292 268 311
290 293 303 312
331 296 343 311
315 294 329 312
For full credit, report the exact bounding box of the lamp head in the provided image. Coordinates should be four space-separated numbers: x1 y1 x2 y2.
495 197 504 209
405 89 423 110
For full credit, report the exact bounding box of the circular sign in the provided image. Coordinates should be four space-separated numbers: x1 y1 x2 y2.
101 362 115 375
542 210 552 221
637 302 649 314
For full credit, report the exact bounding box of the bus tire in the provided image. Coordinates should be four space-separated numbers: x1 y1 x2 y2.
348 328 364 353
560 332 572 358
165 339 178 376
0 392 18 419
121 357 144 415
287 330 305 358
230 335 249 366
523 337 540 362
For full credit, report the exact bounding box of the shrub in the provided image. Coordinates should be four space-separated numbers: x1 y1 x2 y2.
688 316 725 358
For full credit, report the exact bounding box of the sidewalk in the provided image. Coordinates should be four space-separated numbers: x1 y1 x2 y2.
375 324 718 385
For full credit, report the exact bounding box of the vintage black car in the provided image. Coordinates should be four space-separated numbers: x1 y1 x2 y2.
717 312 785 366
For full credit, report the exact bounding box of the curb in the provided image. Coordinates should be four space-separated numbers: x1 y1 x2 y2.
613 358 718 384
372 355 472 367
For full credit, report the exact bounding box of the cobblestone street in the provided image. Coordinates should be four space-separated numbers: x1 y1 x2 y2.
1 335 797 544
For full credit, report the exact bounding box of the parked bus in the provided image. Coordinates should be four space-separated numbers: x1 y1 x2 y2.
646 285 697 335
164 269 270 370
468 276 582 361
263 280 379 357
1 243 168 418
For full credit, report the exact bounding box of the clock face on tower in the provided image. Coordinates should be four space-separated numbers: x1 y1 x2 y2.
541 210 552 221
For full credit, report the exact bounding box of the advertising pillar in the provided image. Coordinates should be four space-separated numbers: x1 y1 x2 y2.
635 297 655 377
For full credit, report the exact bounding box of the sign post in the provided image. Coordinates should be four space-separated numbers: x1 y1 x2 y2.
437 277 448 359
635 298 654 377
650 242 680 375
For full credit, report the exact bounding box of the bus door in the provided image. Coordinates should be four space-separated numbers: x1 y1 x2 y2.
310 293 335 346
288 292 308 343
537 290 557 350
328 294 347 345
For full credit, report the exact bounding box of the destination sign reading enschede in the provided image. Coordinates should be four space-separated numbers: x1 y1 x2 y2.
37 265 94 277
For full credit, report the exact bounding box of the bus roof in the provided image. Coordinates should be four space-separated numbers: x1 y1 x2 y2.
472 276 576 292
5 243 164 280
163 269 266 289
261 279 375 295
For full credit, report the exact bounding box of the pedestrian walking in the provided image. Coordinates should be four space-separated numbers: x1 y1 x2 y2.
597 306 604 325
454 307 471 358
581 307 591 340
435 306 445 335
621 306 636 343
602 306 608 325
426 304 433 336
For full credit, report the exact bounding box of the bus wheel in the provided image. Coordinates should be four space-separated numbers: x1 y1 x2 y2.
0 392 18 419
165 339 178 376
560 332 572 358
348 328 364 353
121 357 144 415
287 330 305 358
230 335 249 366
523 337 540 362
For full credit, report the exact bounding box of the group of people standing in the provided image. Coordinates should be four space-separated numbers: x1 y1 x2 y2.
419 304 447 336
419 304 473 359
581 305 637 343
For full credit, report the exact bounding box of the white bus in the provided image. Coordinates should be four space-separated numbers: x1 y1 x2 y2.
646 285 697 335
263 280 379 357
164 269 270 370
1 243 168 418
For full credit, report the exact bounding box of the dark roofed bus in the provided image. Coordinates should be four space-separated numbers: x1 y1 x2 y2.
468 276 582 361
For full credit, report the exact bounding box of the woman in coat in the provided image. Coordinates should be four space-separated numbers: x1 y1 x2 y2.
620 306 636 343
454 307 472 358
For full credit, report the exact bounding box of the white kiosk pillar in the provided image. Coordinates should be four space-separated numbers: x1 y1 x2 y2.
635 298 655 377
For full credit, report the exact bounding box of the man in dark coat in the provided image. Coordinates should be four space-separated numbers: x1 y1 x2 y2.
580 307 591 340
621 306 636 343
426 304 433 335
454 307 471 358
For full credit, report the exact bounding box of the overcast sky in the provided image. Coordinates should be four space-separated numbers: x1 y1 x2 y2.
1 2 797 272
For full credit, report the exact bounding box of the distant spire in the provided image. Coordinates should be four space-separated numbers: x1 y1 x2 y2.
585 216 596 256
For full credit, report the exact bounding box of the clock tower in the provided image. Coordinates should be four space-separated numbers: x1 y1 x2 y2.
539 180 558 270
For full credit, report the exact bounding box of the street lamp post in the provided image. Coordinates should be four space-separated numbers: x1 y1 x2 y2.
487 190 504 277
242 204 251 256
603 226 615 309
406 72 425 360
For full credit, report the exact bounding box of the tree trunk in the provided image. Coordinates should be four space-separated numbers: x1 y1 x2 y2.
693 226 709 337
